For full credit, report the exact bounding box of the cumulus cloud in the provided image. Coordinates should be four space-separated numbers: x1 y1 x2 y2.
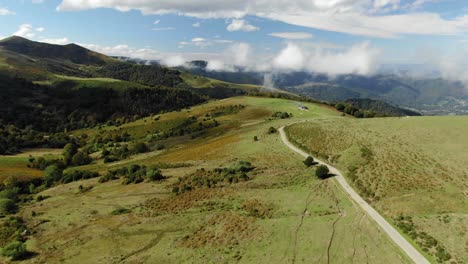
56 0 468 38
269 32 313 39
0 8 15 15
41 37 70 45
226 19 259 32
36 27 46 32
162 55 186 67
272 44 305 71
14 24 36 38
271 42 380 75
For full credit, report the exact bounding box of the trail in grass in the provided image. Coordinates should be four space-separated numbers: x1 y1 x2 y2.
279 124 429 264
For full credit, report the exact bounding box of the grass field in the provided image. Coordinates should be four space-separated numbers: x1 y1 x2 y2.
286 117 468 263
0 96 415 263
0 149 62 182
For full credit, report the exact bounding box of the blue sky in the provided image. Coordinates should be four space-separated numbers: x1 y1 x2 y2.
0 0 468 78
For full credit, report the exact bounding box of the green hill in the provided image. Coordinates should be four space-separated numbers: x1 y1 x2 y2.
0 36 112 65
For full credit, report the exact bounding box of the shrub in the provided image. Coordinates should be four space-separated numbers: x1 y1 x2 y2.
242 200 274 219
133 142 149 154
316 165 330 179
147 168 164 181
303 156 315 167
0 199 18 216
0 188 20 202
1 241 27 260
267 127 277 134
253 136 258 141
111 208 131 215
43 165 63 186
71 151 92 166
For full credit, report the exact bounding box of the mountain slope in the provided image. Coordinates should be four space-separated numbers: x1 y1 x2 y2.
0 36 112 66
273 72 468 115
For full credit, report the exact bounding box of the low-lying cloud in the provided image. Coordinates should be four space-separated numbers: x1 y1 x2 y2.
199 41 380 76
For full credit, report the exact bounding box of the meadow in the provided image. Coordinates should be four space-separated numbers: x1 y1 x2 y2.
0 97 412 263
286 116 468 263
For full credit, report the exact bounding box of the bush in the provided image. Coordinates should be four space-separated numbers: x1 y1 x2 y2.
111 208 131 215
316 165 330 179
0 199 18 216
1 241 27 260
43 165 63 186
303 156 315 167
147 168 164 181
253 136 258 141
267 127 277 134
71 151 92 166
133 142 149 154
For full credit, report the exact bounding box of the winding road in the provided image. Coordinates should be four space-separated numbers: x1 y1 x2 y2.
279 125 430 264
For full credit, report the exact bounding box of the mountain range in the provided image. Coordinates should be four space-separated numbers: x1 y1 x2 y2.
179 60 468 115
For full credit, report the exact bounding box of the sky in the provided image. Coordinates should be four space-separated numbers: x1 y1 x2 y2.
0 0 468 80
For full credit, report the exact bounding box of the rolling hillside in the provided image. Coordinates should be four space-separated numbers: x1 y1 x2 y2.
286 117 468 263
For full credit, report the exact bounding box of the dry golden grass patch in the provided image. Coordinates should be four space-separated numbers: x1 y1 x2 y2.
178 212 261 249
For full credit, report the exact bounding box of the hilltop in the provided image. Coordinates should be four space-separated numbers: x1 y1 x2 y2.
0 36 112 65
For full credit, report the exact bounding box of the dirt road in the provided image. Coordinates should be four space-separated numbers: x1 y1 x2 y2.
279 125 430 264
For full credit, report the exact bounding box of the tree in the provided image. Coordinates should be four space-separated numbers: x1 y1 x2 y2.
303 156 315 167
316 165 330 179
335 103 345 111
0 198 17 215
63 143 78 165
253 136 258 141
44 165 63 186
147 168 164 181
71 151 92 166
267 127 277 134
1 241 27 260
133 142 149 154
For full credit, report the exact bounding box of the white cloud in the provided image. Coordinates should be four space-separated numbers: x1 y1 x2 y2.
373 0 399 9
273 43 304 71
178 37 233 48
14 24 36 38
41 37 70 45
154 20 160 24
416 46 468 85
207 60 235 72
192 22 201 27
227 19 259 32
32 0 45 3
36 27 46 32
152 27 175 31
162 55 186 67
269 32 313 39
0 8 15 15
56 0 468 38
271 42 380 75
76 37 382 78
80 42 223 65
80 43 161 60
